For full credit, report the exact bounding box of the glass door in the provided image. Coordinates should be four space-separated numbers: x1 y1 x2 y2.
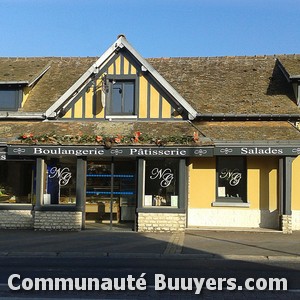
86 160 136 230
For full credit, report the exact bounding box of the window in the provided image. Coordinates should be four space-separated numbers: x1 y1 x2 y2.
107 80 135 116
43 158 76 205
216 157 247 202
0 86 22 111
144 159 179 208
0 161 35 204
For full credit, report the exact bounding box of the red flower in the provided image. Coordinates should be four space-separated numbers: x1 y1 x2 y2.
95 135 103 143
114 134 122 144
193 131 199 142
22 133 33 139
134 131 141 142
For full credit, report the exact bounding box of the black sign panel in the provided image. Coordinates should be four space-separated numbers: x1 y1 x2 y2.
215 146 300 156
7 145 214 158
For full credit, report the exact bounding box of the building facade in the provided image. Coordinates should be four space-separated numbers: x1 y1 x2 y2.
1 35 300 233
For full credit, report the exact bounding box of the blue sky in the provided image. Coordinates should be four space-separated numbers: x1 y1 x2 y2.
0 0 299 58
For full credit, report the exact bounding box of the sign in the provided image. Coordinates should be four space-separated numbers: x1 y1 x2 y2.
7 145 214 158
215 146 300 156
0 147 6 160
48 167 72 186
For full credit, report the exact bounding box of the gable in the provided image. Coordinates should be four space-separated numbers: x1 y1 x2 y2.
61 50 184 120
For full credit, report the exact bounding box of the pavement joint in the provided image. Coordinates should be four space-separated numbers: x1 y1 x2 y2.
163 232 184 254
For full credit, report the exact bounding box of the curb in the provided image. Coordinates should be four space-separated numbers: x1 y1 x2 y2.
1 252 300 261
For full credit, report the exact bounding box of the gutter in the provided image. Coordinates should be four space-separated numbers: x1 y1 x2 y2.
0 112 46 120
196 113 300 121
0 81 28 85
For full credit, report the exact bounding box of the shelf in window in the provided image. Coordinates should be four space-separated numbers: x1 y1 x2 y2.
86 174 134 178
86 191 135 195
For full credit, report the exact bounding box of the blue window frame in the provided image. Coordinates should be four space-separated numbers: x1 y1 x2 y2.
107 80 135 115
0 86 22 111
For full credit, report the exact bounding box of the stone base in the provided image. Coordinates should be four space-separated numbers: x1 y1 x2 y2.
0 210 33 229
34 211 82 231
188 208 279 229
138 212 186 232
280 215 292 234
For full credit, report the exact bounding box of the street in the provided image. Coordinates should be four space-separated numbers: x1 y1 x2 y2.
0 256 300 299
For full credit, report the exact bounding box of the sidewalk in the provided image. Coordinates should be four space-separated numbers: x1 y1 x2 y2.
0 227 300 261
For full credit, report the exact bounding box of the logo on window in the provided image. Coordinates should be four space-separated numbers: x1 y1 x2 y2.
48 167 72 186
219 168 242 186
150 168 174 188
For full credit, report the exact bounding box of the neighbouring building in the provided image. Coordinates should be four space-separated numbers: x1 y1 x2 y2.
1 35 300 233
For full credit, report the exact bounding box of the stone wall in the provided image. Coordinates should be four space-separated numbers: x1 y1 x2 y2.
281 214 292 234
138 213 186 232
188 208 279 229
0 210 33 229
34 211 82 231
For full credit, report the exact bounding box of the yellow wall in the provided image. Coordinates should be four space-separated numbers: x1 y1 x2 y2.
292 156 300 210
189 156 278 210
189 157 216 208
247 157 278 210
22 86 31 107
63 53 180 120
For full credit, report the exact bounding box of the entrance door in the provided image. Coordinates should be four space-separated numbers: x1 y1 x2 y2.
85 160 136 230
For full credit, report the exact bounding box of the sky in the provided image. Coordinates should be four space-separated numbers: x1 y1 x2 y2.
0 0 299 58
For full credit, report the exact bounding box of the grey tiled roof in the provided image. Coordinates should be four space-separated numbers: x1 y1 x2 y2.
148 55 300 115
0 54 299 116
0 57 97 113
277 55 300 77
194 121 300 141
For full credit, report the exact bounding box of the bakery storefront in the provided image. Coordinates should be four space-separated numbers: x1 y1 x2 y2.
0 144 213 231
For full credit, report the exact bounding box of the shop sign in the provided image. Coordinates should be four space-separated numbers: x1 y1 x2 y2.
215 146 300 156
7 145 214 158
0 147 6 160
150 168 174 188
48 167 72 186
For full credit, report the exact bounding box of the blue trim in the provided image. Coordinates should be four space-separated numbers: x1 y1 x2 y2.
86 174 134 178
86 191 134 195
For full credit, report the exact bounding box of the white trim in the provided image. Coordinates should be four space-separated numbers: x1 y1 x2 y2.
45 39 122 118
45 36 197 120
118 37 197 120
28 65 51 87
212 202 250 207
106 115 138 120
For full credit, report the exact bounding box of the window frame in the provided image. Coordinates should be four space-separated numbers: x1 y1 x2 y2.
105 75 137 118
137 158 187 213
214 156 248 205
0 85 23 111
42 157 77 206
0 159 36 208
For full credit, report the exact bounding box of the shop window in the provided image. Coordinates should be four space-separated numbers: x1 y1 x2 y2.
144 159 179 208
106 79 135 116
216 157 247 202
0 87 22 111
0 161 35 204
43 158 76 205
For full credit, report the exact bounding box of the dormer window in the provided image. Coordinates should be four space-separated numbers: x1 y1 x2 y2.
0 84 23 111
106 75 136 118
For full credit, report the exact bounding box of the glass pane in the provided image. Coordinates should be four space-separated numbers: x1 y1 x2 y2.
144 159 179 207
217 157 246 200
0 161 35 204
86 161 136 223
111 82 122 113
0 90 17 110
123 82 134 114
45 158 76 205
